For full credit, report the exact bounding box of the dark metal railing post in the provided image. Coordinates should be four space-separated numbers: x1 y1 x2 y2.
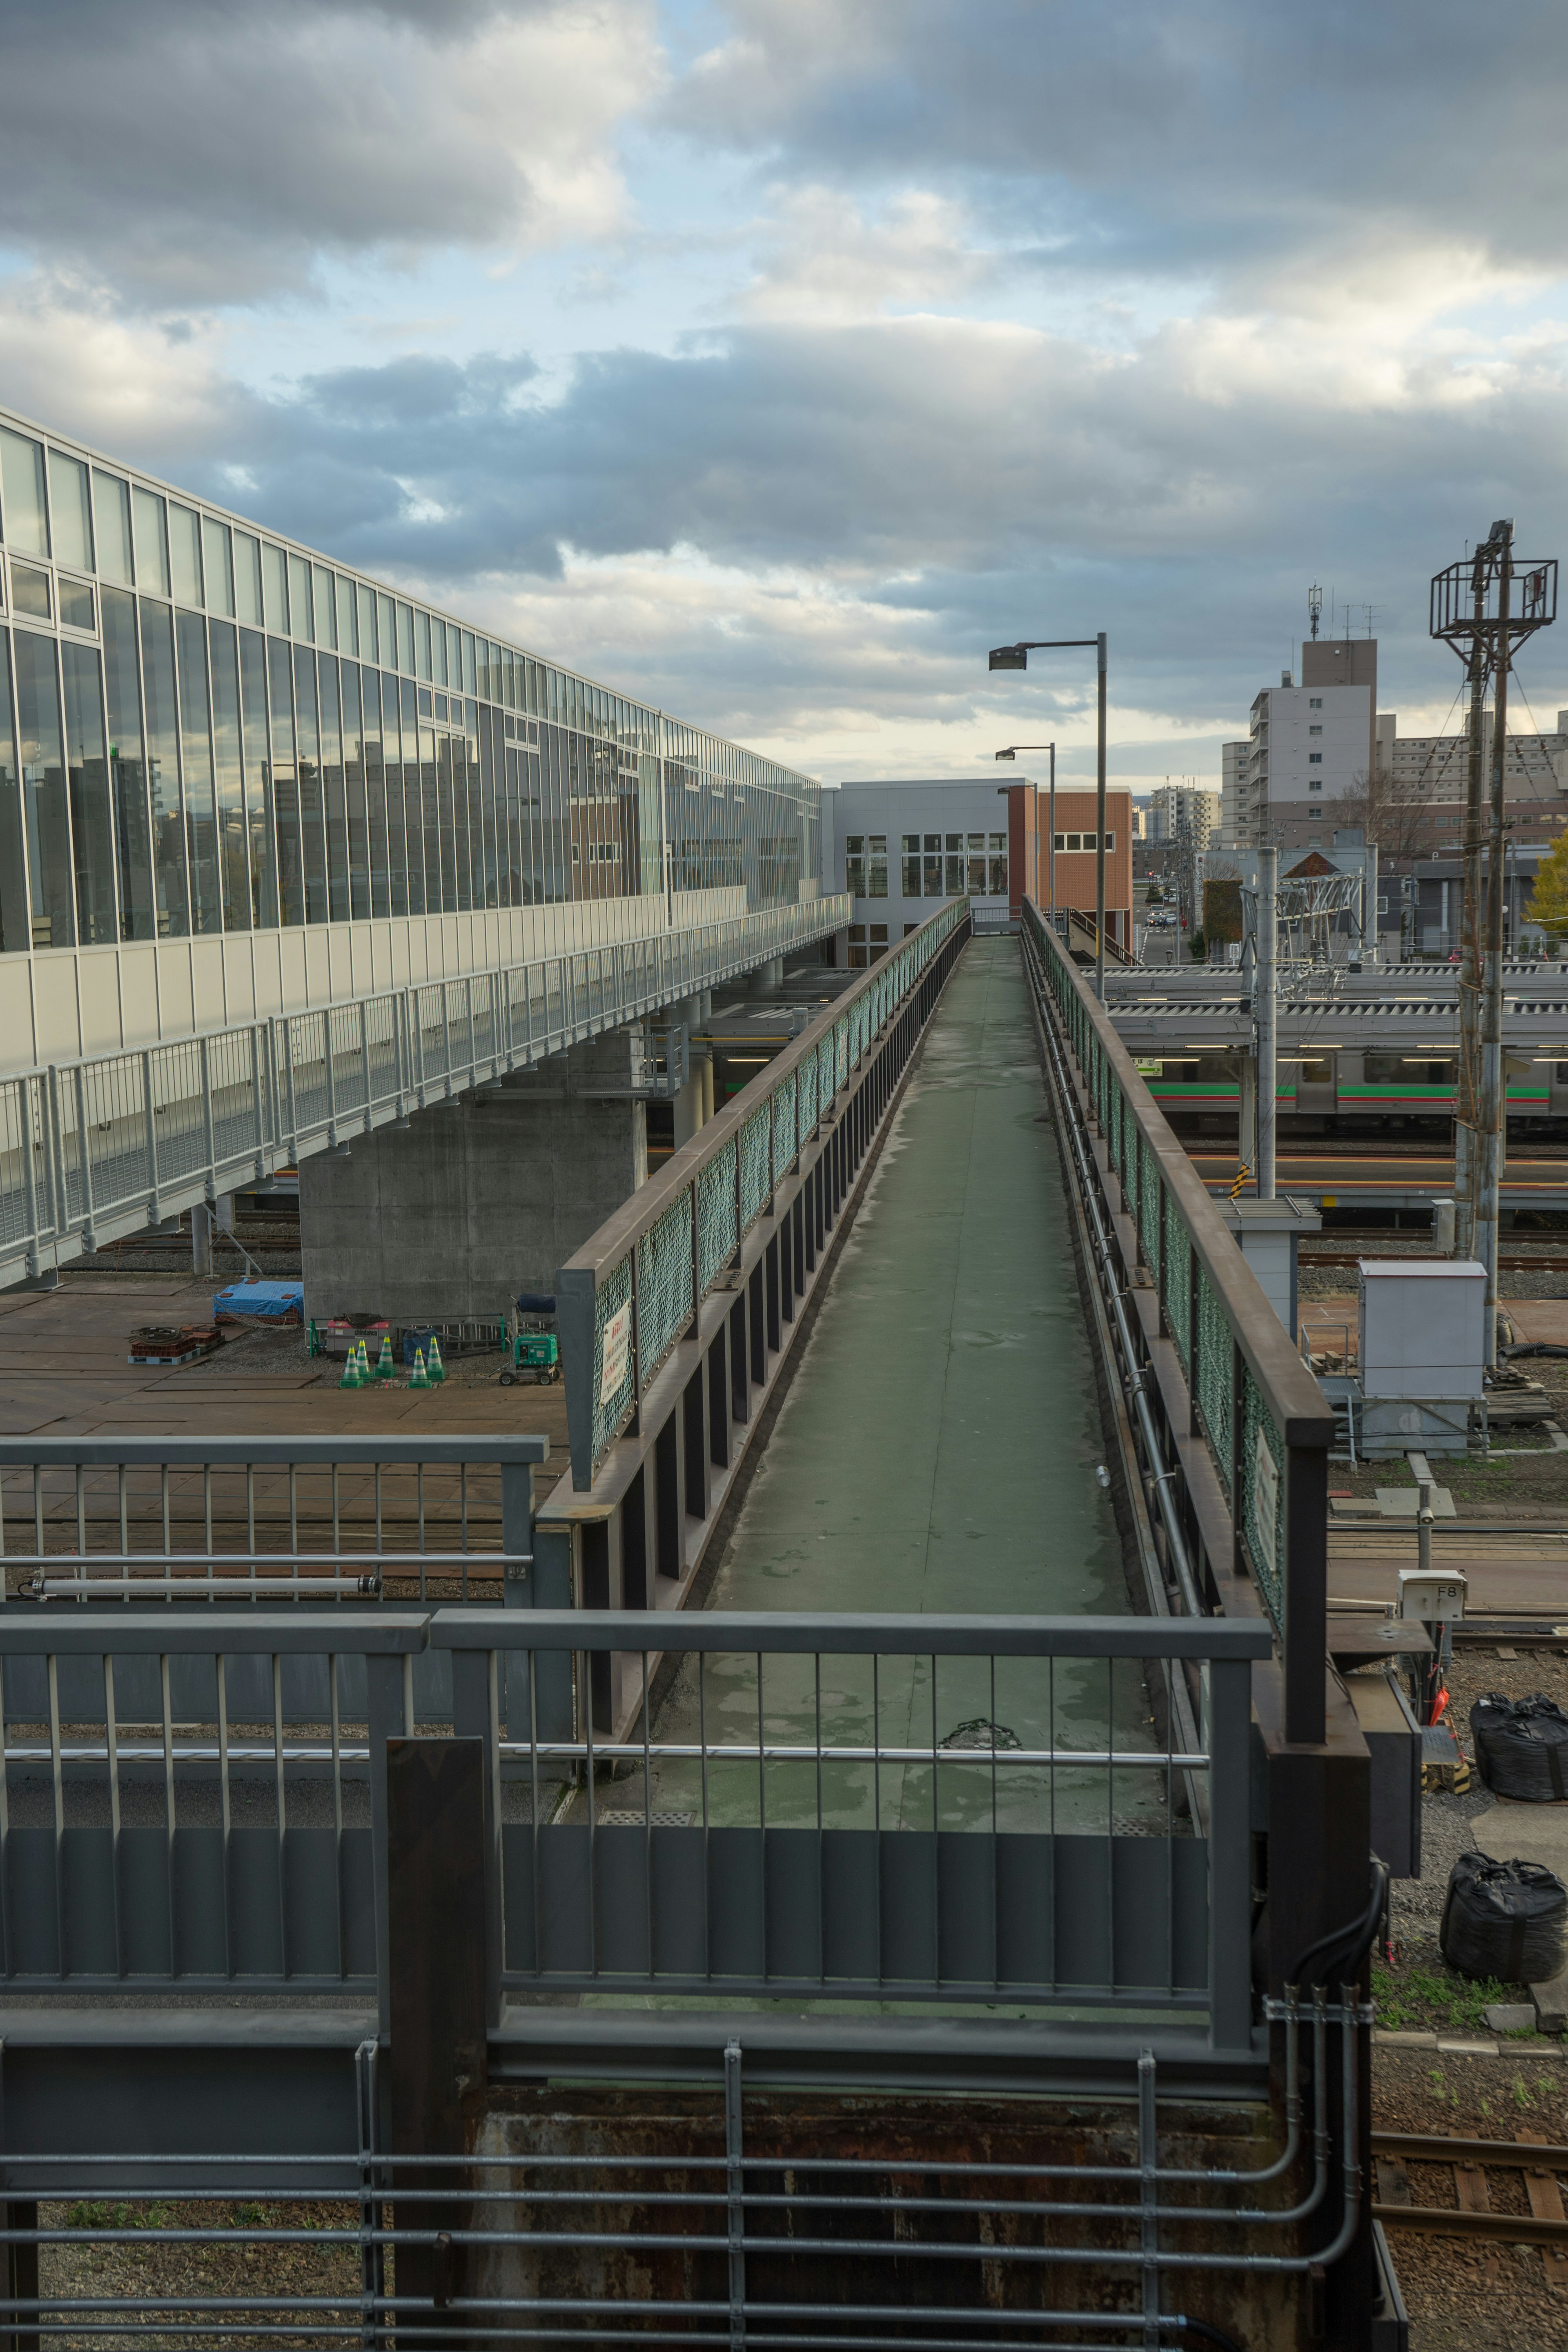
387 1733 487 2319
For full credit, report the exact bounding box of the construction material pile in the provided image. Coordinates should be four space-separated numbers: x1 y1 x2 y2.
127 1323 223 1367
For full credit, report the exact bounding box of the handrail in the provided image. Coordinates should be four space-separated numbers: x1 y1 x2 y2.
557 898 970 1483
0 894 850 1284
1024 897 1334 1742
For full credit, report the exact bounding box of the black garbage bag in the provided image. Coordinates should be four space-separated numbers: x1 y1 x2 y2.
1470 1693 1568 1801
1440 1851 1568 1984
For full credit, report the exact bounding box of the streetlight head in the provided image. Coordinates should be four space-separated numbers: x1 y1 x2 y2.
989 644 1027 671
994 748 1016 760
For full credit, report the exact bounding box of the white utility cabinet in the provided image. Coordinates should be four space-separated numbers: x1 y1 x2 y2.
1356 1259 1486 1401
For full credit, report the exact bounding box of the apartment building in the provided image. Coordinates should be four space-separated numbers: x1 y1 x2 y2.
1148 783 1220 847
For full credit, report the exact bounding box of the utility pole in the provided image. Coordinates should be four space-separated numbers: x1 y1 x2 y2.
1454 553 1489 1262
1257 844 1278 1198
1432 526 1556 1363
1477 528 1513 1353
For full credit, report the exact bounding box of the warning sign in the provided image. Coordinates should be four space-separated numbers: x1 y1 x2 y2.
599 1298 633 1406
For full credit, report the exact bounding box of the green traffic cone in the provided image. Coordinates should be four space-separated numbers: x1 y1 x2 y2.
339 1350 362 1390
408 1348 430 1390
357 1339 372 1381
428 1335 446 1383
375 1336 395 1381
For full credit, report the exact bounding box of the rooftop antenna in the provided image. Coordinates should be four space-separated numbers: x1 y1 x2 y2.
1308 584 1322 641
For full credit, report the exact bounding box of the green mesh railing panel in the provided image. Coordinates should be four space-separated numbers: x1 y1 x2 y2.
773 1070 798 1170
590 1253 635 1472
798 1051 818 1140
697 1139 738 1296
1163 1193 1192 1369
1240 1367 1286 1638
1138 1143 1160 1274
835 1018 849 1092
739 1104 773 1231
1196 1262 1234 1483
636 1190 694 1385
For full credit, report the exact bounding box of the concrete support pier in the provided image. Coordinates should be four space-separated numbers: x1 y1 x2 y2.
299 1030 647 1324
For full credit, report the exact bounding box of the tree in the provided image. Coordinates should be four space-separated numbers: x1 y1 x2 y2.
1528 831 1568 936
1329 765 1435 865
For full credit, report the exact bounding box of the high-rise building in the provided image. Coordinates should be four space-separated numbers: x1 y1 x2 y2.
1148 783 1219 847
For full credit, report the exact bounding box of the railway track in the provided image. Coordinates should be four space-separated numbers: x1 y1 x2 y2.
1372 2130 1568 2244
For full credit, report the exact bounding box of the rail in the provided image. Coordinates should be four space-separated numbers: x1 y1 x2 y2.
1023 899 1336 1743
0 1433 546 1603
556 896 969 1488
0 894 849 1286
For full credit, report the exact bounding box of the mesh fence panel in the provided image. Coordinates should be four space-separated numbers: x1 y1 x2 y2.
591 1252 635 1471
739 1105 772 1231
1163 1192 1192 1370
1196 1262 1234 1483
1240 1367 1286 1637
636 1191 694 1385
835 1019 849 1092
773 1071 798 1170
697 1140 739 1296
818 1036 835 1109
798 1051 818 1140
1138 1145 1160 1277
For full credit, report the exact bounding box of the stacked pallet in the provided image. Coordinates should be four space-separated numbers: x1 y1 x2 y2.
127 1323 223 1368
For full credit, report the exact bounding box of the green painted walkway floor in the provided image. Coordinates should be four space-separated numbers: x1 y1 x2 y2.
707 934 1124 1621
637 939 1159 1844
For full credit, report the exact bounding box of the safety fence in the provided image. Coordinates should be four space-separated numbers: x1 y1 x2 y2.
1022 900 1335 1745
0 1434 544 1604
0 893 849 1285
0 2006 1378 2352
0 1603 1265 2039
558 898 970 1488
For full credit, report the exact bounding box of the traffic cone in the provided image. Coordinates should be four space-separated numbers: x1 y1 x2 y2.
357 1339 372 1382
339 1350 362 1390
428 1336 446 1383
375 1336 395 1381
408 1349 430 1390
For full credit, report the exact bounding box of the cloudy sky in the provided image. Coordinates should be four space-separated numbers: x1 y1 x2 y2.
4 0 1567 787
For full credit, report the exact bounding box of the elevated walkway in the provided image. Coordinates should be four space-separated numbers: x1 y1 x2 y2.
707 936 1120 1617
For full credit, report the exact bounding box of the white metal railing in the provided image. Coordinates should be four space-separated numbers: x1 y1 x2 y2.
0 898 848 1284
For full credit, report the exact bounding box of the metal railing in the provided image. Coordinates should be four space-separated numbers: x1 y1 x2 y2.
0 1603 1267 2040
0 2006 1369 2350
1022 900 1335 1744
557 898 969 1485
0 1434 545 1604
0 895 849 1286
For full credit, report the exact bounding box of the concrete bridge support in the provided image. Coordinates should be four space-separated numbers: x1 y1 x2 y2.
298 1029 648 1325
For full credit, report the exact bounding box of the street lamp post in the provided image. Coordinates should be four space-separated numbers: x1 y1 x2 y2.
991 744 1056 925
989 635 1107 997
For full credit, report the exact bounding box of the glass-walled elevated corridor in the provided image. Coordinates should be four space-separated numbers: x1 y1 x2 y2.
0 404 828 1068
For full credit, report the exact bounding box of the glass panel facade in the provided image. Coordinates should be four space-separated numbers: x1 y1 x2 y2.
13 628 73 948
60 639 116 945
140 599 186 937
133 489 169 597
0 404 826 961
101 587 155 942
0 636 29 954
47 452 92 573
93 474 133 587
0 431 49 557
175 607 220 933
169 506 203 609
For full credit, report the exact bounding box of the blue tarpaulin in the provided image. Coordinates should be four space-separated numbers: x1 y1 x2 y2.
214 1280 304 1322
